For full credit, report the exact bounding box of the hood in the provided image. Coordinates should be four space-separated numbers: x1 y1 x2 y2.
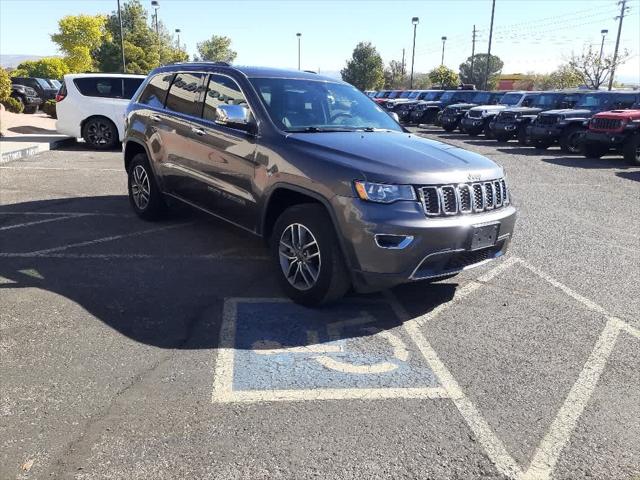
542 108 592 117
469 104 506 112
286 131 503 185
445 102 477 110
593 109 640 119
501 107 542 114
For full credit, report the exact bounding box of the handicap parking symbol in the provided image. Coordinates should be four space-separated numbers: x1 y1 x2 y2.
212 298 443 402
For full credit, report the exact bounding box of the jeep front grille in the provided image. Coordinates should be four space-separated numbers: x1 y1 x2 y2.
497 112 518 122
535 114 558 126
418 179 508 217
468 110 483 118
590 117 623 130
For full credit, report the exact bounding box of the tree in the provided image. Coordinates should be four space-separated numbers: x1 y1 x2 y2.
12 58 70 79
383 60 406 89
340 42 384 91
96 0 186 74
195 35 237 63
412 73 431 89
568 46 630 90
51 14 107 72
512 65 582 91
428 65 459 89
459 53 503 89
0 68 12 102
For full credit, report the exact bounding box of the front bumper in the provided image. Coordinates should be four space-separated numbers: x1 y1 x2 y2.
24 96 43 106
583 130 628 146
331 196 517 292
441 114 462 128
528 125 562 142
461 117 485 132
491 121 518 136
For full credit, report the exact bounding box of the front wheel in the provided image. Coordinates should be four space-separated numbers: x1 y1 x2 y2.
517 127 531 146
622 134 640 165
82 117 118 150
484 122 495 139
495 133 511 143
533 140 552 150
583 142 609 159
559 125 584 154
442 124 456 132
272 204 350 306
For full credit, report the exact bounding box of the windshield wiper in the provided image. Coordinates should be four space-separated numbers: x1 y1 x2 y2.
286 126 356 133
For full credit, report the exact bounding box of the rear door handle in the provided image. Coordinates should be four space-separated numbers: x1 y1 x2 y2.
191 127 205 136
150 114 161 123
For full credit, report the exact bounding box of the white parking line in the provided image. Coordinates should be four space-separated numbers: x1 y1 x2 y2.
0 215 76 231
0 252 270 260
26 222 196 255
0 211 131 217
0 166 123 172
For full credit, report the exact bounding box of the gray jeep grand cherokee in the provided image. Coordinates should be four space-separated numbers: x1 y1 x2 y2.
123 63 516 306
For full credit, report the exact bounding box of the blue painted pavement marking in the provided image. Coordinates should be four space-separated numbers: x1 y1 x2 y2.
231 300 438 392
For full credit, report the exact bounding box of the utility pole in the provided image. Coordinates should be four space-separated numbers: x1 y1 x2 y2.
410 17 419 88
470 25 477 86
599 29 608 63
484 0 496 90
117 0 126 73
401 48 406 78
441 36 447 66
296 33 302 70
608 0 628 91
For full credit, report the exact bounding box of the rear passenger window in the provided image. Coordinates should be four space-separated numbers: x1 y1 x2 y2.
74 77 123 98
165 72 204 115
123 78 144 99
138 73 173 108
202 74 248 122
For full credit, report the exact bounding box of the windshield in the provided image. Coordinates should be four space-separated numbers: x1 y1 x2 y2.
374 91 387 98
576 94 610 109
471 92 491 104
408 91 419 99
420 91 442 101
399 91 412 98
48 79 61 88
388 91 402 99
500 93 522 106
35 78 52 89
532 94 560 107
250 78 403 133
440 91 455 101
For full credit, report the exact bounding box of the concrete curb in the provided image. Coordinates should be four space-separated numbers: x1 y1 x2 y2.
0 137 76 165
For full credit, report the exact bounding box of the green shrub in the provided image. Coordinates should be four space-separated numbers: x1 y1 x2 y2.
0 68 11 102
42 99 57 118
2 96 24 113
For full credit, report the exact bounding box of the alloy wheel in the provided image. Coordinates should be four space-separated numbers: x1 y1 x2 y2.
86 121 113 146
278 223 321 291
131 165 151 210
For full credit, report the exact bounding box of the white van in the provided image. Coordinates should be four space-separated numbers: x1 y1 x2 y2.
56 73 146 149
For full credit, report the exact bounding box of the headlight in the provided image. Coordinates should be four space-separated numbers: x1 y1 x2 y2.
354 181 416 203
482 110 489 117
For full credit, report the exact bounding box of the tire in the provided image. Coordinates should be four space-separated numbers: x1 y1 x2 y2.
271 204 351 306
622 134 640 165
559 125 584 154
442 125 456 132
517 126 531 146
82 116 118 150
484 122 494 139
24 105 38 114
467 129 480 137
127 153 167 221
583 142 609 159
495 133 511 143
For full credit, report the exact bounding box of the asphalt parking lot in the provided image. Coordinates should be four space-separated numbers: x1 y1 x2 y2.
1 134 638 480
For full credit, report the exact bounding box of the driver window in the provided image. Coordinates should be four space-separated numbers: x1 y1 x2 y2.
203 74 248 122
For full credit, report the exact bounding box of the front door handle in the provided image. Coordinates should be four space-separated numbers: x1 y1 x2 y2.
150 114 161 123
191 127 205 136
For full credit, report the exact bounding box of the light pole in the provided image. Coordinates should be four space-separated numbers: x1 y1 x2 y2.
599 29 608 63
484 0 496 90
296 33 301 70
410 17 419 88
151 0 159 37
608 0 628 91
175 28 181 50
117 0 126 72
441 36 447 66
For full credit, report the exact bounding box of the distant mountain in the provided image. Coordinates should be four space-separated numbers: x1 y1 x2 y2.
0 55 47 68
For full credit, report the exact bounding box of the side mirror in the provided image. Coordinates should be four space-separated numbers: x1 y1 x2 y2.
215 104 253 131
389 112 400 123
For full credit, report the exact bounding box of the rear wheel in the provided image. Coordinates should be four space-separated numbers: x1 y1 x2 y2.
517 126 531 146
559 125 584 154
495 133 511 143
442 124 456 132
127 153 167 220
533 140 552 150
272 204 350 306
82 117 118 150
622 134 640 165
483 122 494 139
583 142 609 159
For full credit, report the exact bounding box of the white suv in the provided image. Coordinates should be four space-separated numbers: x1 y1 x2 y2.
56 73 146 149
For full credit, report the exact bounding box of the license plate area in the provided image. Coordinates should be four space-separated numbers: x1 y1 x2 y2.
469 223 499 251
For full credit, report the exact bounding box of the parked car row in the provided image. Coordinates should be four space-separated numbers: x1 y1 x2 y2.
371 88 640 164
9 77 61 113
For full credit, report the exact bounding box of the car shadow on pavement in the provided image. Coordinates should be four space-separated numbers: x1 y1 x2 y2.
495 146 567 157
542 156 634 169
8 125 59 134
0 195 458 351
615 170 640 182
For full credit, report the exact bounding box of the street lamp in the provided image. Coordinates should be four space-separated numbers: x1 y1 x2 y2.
296 33 302 70
117 0 126 72
410 17 419 88
441 36 447 66
175 28 181 49
599 29 608 62
151 0 159 37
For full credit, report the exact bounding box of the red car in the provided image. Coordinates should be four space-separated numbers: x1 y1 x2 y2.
582 108 640 164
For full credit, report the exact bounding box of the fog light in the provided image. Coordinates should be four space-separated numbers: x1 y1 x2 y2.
374 234 414 250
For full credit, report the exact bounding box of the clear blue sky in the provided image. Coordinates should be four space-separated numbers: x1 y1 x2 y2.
1 0 639 82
